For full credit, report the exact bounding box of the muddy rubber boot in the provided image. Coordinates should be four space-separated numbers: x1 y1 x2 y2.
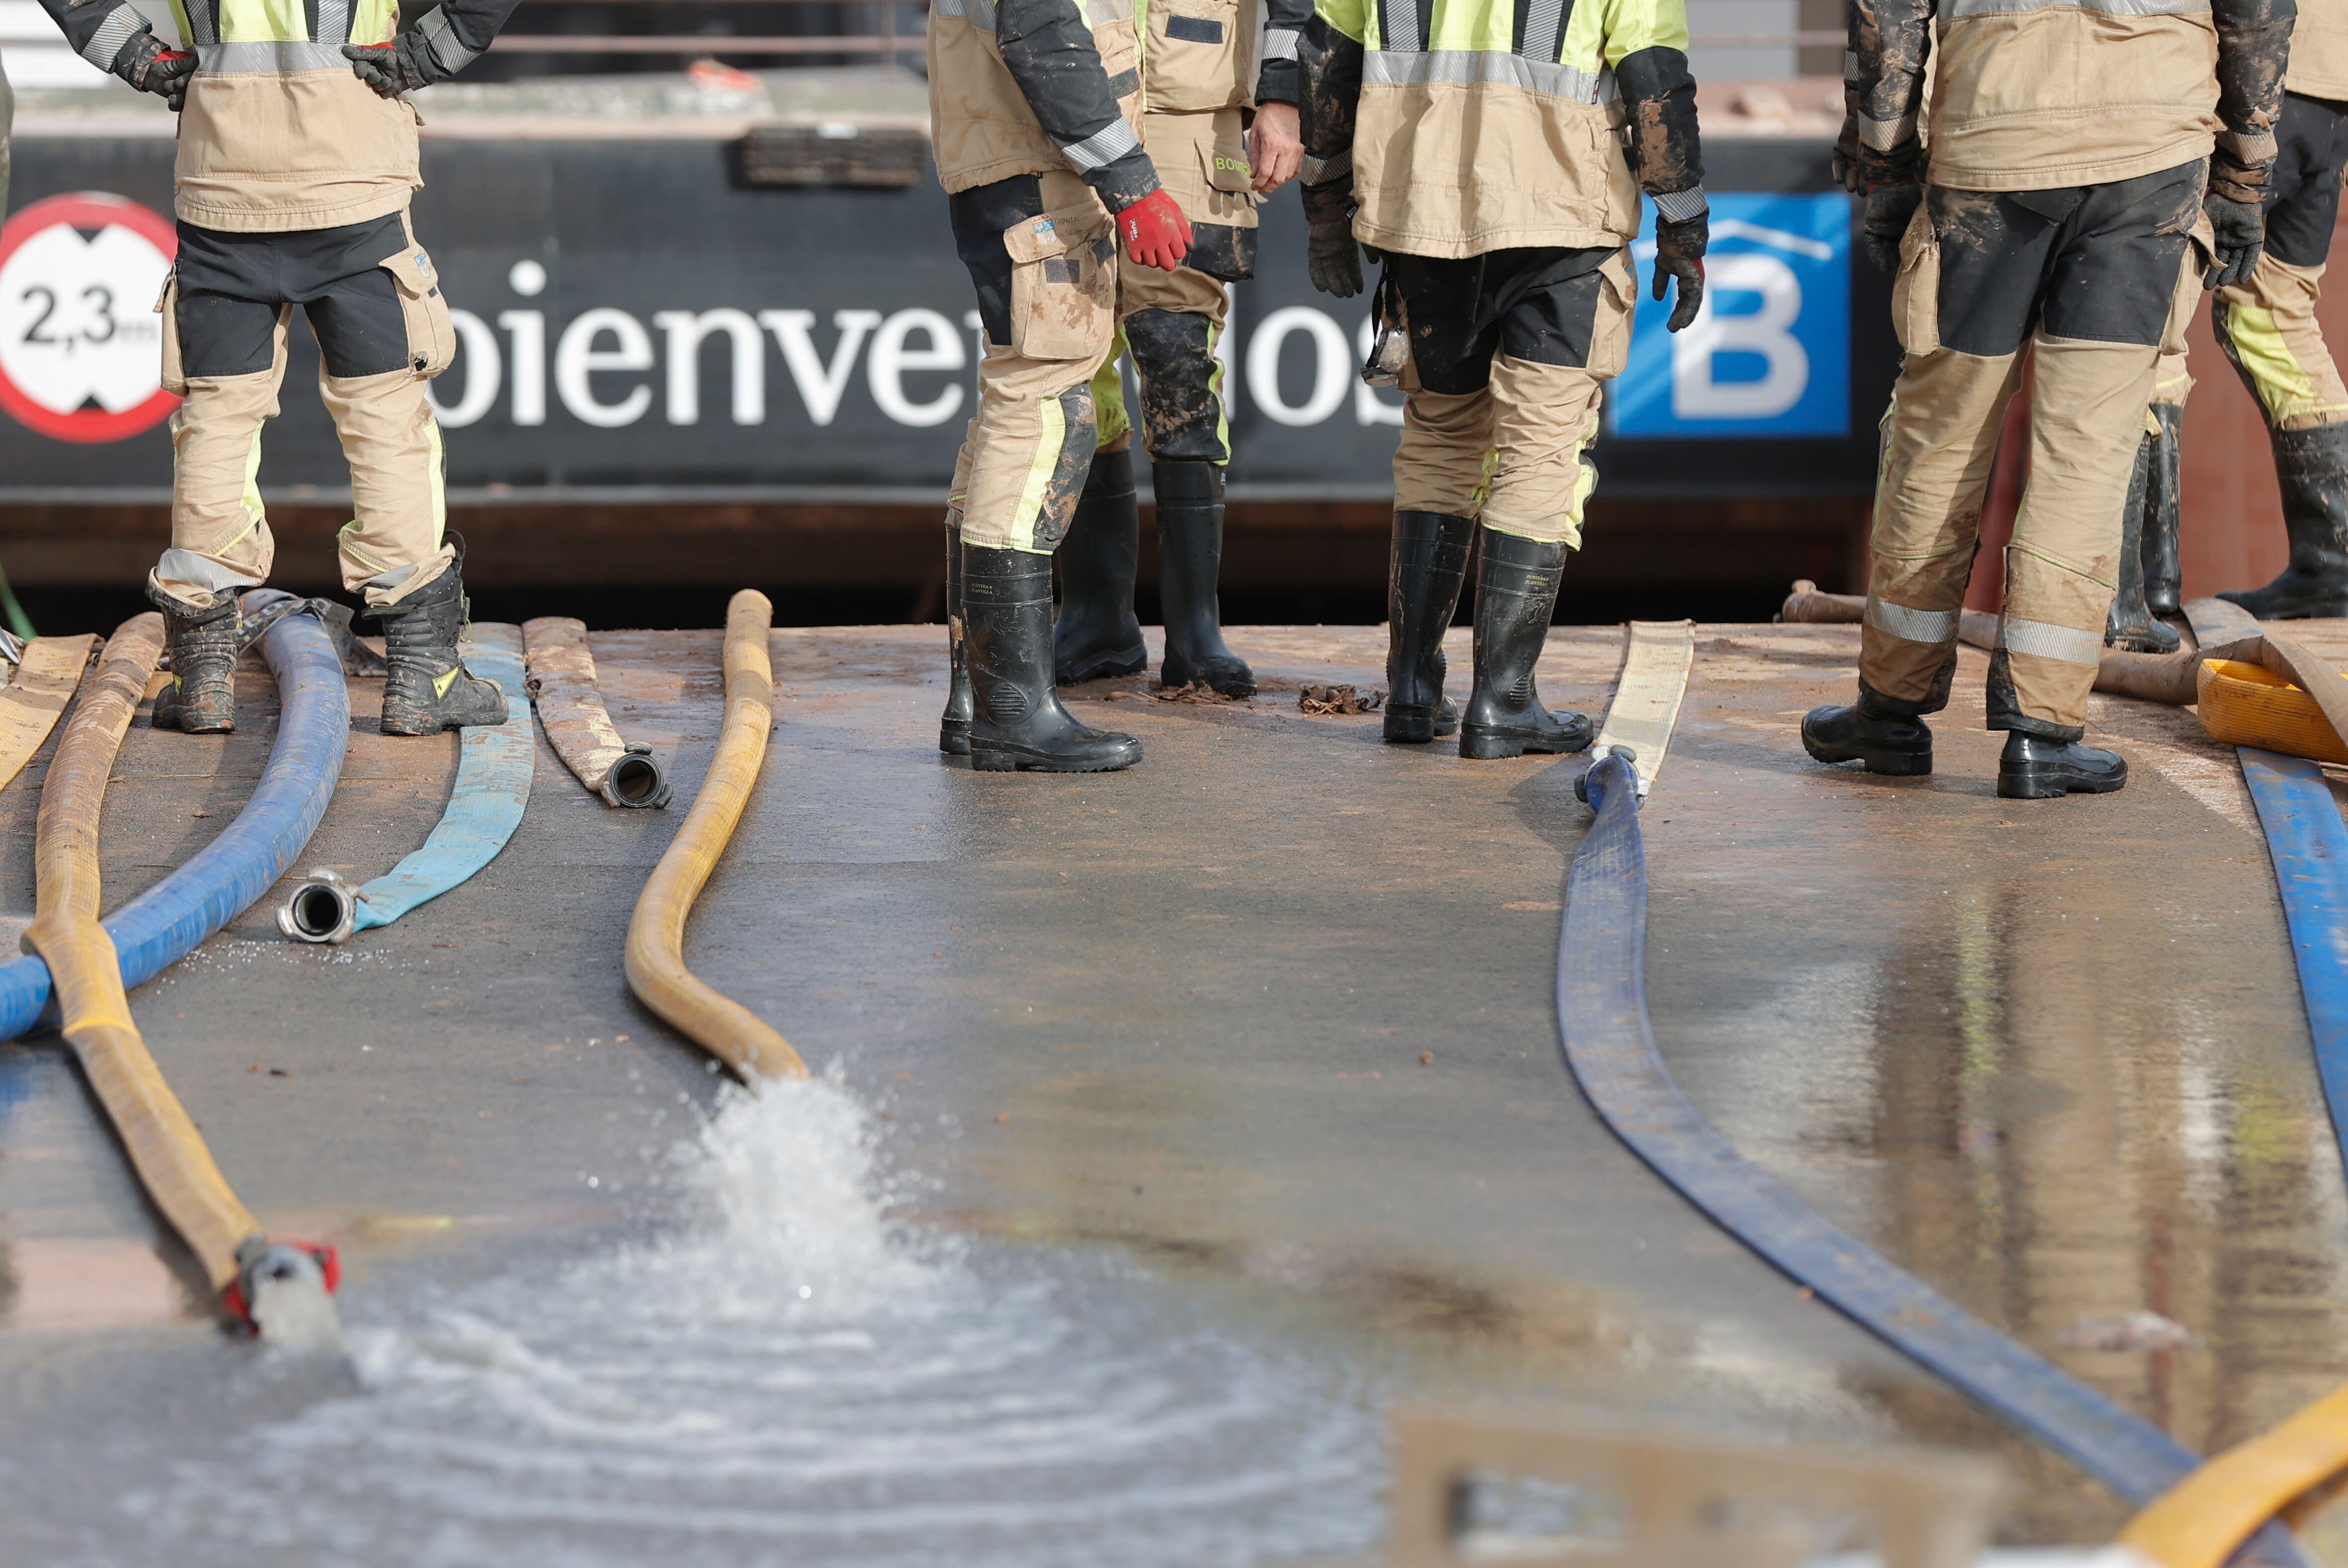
941 526 974 756
368 550 511 735
1383 510 1473 744
2220 421 2348 620
149 584 240 733
1800 684 1933 775
1460 531 1593 760
2106 430 2181 654
1154 460 1255 696
1996 731 2127 798
1053 449 1148 685
965 543 1142 773
2142 403 2183 617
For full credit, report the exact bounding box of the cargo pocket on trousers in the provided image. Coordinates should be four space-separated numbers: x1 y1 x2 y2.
2167 216 2217 353
155 269 185 396
1587 252 1636 379
1891 203 1941 357
377 243 457 378
1002 205 1117 361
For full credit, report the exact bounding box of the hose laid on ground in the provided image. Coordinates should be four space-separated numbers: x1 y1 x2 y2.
0 591 350 1039
522 616 670 807
277 623 534 944
1556 636 2311 1567
0 633 97 792
14 612 341 1342
624 589 804 1082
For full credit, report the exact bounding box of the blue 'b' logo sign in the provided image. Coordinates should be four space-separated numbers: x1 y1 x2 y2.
1611 192 1851 439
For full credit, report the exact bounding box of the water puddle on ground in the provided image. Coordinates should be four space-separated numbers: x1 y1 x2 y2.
86 1077 1387 1567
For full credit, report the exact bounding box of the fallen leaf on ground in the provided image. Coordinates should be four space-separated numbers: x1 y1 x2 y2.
1155 682 1244 704
1298 684 1385 715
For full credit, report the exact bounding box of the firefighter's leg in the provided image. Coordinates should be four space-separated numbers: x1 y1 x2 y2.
950 170 1139 772
1458 246 1629 760
1053 322 1148 685
1988 164 2193 796
2107 250 2197 651
1386 252 1496 746
308 213 501 733
154 229 294 733
1125 265 1251 694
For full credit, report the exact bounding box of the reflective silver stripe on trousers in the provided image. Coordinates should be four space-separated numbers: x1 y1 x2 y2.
1261 25 1300 59
414 8 480 73
1945 0 2208 16
1864 596 1959 644
1060 117 1139 171
81 7 142 71
1997 616 2105 666
195 39 353 71
1651 185 1707 223
1300 146 1353 184
1363 49 1613 104
1857 110 1916 152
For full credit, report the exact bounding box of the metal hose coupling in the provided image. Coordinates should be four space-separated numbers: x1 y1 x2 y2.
601 742 671 808
1574 745 1640 807
225 1236 344 1350
278 867 359 945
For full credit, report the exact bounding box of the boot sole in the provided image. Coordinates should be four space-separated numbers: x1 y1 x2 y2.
1801 735 1932 776
1161 658 1256 698
1384 707 1437 744
1055 646 1148 685
970 739 1143 773
1460 725 1594 761
1997 762 2128 799
939 720 971 757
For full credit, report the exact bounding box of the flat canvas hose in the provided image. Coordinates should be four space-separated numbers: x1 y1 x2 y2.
624 590 805 1081
0 591 350 1038
522 616 670 807
1556 630 2312 1567
0 633 97 789
278 624 535 944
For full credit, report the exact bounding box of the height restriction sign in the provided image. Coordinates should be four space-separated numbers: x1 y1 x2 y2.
0 192 178 444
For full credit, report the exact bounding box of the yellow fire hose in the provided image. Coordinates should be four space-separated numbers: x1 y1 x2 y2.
2120 1384 2348 1568
0 632 98 789
18 614 340 1345
623 589 805 1081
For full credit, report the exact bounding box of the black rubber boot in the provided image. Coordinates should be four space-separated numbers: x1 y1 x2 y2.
1154 460 1255 696
1383 510 1472 745
367 543 511 735
1053 448 1147 685
1997 731 2127 798
2220 421 2348 620
1460 531 1593 760
1800 684 1933 776
940 525 973 756
2141 403 2183 616
965 543 1143 773
2106 429 2181 653
149 583 240 733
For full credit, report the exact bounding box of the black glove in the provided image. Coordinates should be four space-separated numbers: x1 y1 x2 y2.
1862 180 1924 275
113 31 193 112
1301 180 1362 299
1831 115 1862 196
343 35 438 98
1653 213 1706 333
2204 194 2265 290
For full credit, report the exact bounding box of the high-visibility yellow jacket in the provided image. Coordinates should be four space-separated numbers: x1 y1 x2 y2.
43 0 517 232
1296 0 1704 258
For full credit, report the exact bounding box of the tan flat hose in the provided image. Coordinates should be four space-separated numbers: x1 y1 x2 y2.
523 616 671 807
19 614 339 1346
623 590 805 1081
0 632 97 787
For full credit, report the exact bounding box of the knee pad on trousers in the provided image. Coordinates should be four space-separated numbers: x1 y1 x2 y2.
1124 308 1226 462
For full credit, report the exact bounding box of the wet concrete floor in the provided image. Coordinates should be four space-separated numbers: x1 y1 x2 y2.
1 618 2345 1557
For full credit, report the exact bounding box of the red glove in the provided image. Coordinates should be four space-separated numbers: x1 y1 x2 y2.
1117 189 1191 272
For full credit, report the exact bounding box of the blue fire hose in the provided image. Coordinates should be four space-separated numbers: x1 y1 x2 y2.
1559 750 2308 1567
0 591 350 1039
